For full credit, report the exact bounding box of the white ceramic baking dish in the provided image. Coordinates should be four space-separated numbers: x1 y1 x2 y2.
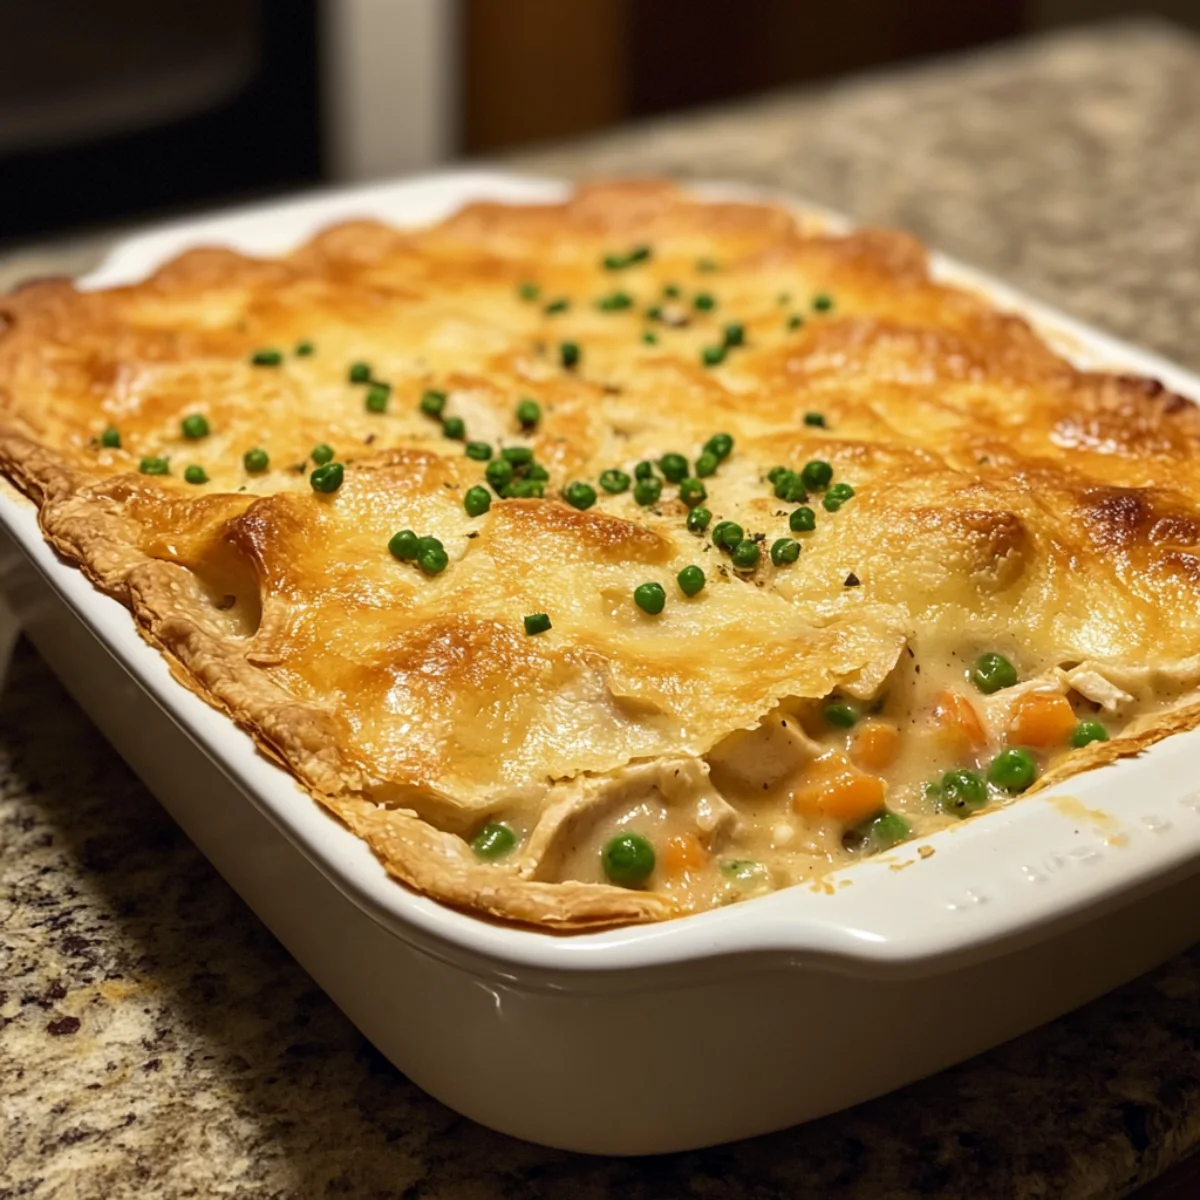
5 170 1200 1155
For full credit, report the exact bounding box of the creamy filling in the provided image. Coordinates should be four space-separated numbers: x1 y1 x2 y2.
514 642 1194 913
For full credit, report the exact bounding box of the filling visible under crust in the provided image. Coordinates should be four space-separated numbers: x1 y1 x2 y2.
479 643 1194 911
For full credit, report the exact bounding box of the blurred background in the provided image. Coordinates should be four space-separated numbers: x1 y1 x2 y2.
0 0 1194 247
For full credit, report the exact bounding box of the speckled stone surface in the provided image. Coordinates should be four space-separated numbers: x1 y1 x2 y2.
5 20 1200 1199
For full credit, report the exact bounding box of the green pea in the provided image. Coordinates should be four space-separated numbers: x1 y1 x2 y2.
464 486 492 517
243 448 269 473
527 463 550 482
800 459 833 491
544 297 570 315
348 362 371 383
389 529 419 560
183 465 208 485
686 507 712 534
781 477 808 504
502 479 544 498
678 478 707 508
695 257 718 273
813 293 834 312
730 539 760 571
516 398 541 428
972 652 1018 694
642 330 658 345
471 823 516 858
805 412 826 427
501 446 534 466
787 313 804 330
677 566 705 597
181 414 209 440
310 462 344 493
517 281 540 301
789 506 817 533
1072 720 1109 748
701 344 726 367
723 321 744 347
987 749 1037 794
704 433 733 461
773 471 798 500
823 482 855 512
633 582 666 615
486 458 514 491
251 348 282 367
560 341 581 369
599 468 630 494
100 426 121 448
824 701 860 728
711 521 743 552
767 465 790 484
139 457 169 475
771 538 800 566
659 453 689 483
663 283 681 298
634 477 662 506
596 290 633 311
634 460 655 481
442 417 466 440
311 443 334 466
601 833 656 887
563 482 597 510
845 810 910 855
295 340 315 357
419 389 447 417
938 769 989 817
465 441 493 461
417 538 449 575
693 293 716 311
694 452 719 478
365 383 390 413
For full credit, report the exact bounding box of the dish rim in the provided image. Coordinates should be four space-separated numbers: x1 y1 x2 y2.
6 166 1200 980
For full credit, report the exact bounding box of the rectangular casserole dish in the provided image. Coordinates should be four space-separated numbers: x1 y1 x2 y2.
5 169 1200 1154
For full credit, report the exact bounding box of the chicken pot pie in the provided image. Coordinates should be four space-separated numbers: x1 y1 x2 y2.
3 180 1200 930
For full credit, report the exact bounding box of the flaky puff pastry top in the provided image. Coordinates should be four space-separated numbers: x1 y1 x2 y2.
3 180 1200 928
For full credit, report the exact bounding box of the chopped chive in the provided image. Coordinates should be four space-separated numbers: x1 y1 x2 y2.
251 348 282 367
544 297 570 315
524 613 552 636
603 245 652 270
596 290 633 312
294 340 315 357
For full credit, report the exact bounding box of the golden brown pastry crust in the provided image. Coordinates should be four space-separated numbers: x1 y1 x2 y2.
3 180 1199 928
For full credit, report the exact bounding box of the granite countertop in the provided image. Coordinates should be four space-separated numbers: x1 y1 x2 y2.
5 20 1200 1199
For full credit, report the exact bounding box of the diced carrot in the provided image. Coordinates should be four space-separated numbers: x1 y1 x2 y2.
660 833 710 879
931 690 987 753
852 720 901 770
793 753 887 825
1009 691 1076 747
